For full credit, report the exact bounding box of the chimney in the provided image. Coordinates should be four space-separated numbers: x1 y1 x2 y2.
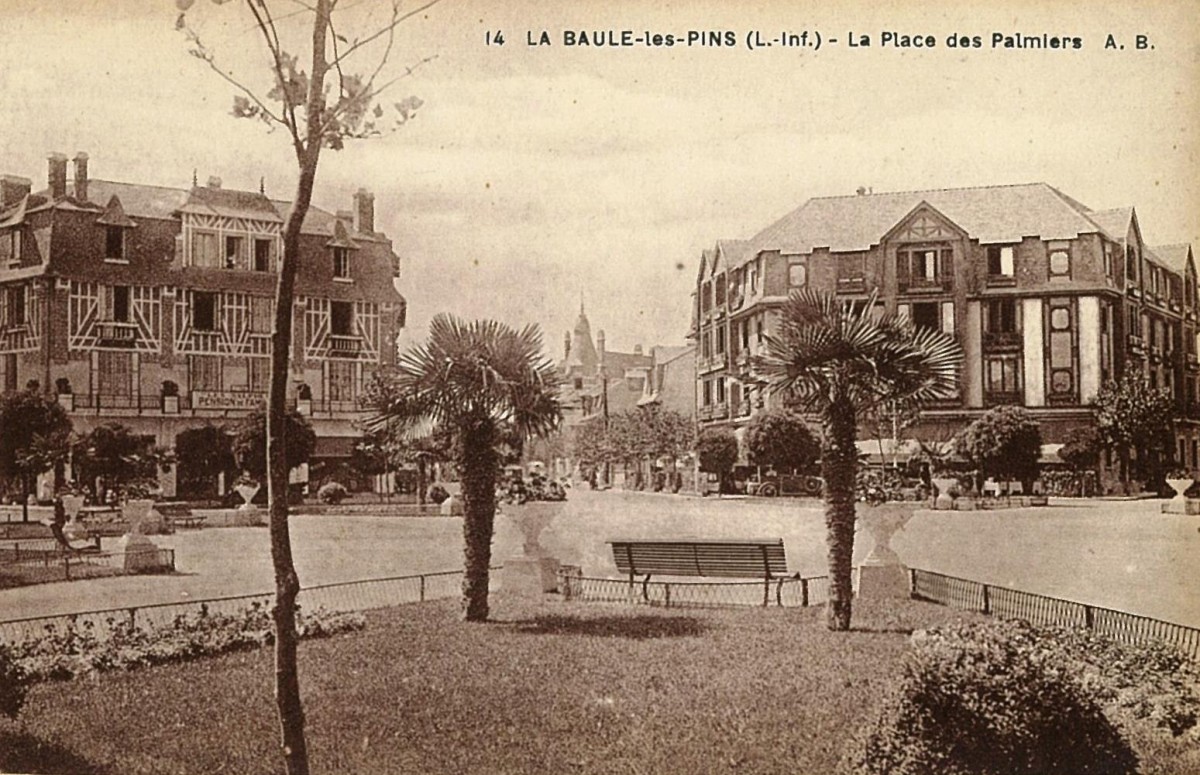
336 209 354 224
0 175 32 210
354 188 375 234
206 176 222 189
856 185 867 196
633 344 643 355
47 153 68 199
564 331 571 361
72 152 89 202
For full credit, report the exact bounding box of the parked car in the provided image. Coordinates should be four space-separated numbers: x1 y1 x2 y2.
746 474 823 497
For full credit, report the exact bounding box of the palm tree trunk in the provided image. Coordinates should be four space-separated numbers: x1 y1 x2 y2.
822 397 858 631
460 420 498 622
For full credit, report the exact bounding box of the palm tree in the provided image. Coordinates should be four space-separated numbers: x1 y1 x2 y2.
365 314 562 622
758 289 962 630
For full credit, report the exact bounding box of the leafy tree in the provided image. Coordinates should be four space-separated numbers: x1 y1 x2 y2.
759 289 961 631
0 388 72 521
72 423 162 499
175 425 235 498
744 408 819 474
956 405 1042 494
231 408 317 481
364 315 561 622
1058 426 1102 473
696 427 738 494
1094 373 1176 493
176 1 435 768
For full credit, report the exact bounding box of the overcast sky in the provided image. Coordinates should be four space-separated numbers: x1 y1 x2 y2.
1 0 1197 358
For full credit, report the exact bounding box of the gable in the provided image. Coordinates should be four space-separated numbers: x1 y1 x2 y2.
882 201 968 245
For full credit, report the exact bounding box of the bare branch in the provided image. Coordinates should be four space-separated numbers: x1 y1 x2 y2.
328 0 443 69
244 0 304 153
179 15 286 128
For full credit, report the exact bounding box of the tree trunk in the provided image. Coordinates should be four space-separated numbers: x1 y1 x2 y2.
822 397 858 631
459 420 498 622
417 458 427 505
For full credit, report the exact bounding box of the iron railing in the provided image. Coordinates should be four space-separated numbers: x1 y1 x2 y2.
0 544 176 587
911 568 1200 660
559 571 830 610
0 569 465 646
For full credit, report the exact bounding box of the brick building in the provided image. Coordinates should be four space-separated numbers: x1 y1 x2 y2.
0 152 405 495
691 183 1199 482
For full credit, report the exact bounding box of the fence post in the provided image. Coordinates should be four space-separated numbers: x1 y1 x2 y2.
801 577 809 607
909 568 917 597
664 583 671 609
65 556 71 581
982 584 991 615
419 574 426 603
1084 605 1095 631
128 607 137 629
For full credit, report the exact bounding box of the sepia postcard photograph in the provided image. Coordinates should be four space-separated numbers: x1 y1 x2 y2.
0 0 1197 773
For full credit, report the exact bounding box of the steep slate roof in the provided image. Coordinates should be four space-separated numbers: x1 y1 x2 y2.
1151 244 1192 274
1087 207 1135 242
180 185 283 222
738 183 1119 261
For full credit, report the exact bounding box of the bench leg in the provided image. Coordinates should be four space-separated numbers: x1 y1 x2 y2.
642 575 652 604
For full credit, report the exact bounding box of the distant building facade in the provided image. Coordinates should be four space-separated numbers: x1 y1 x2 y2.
0 152 406 495
691 183 1199 482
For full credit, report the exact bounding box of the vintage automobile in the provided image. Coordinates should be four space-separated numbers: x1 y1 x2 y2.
745 474 823 497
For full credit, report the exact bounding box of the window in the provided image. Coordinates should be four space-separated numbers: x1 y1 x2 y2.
0 229 19 265
755 317 765 344
1103 242 1114 278
788 261 808 287
1049 249 1071 277
716 377 726 404
897 243 951 290
189 355 222 391
247 358 270 393
1 353 15 393
192 292 217 331
986 299 1017 334
740 319 750 350
1125 245 1138 281
714 275 726 306
837 255 864 285
748 258 760 295
573 377 583 390
225 236 244 269
1047 300 1075 399
328 360 356 403
105 226 125 261
701 282 712 313
986 245 1015 277
249 296 272 333
702 332 711 359
191 232 220 268
333 247 351 279
4 286 26 327
702 380 712 406
716 327 726 355
109 285 130 323
97 351 133 396
254 239 272 272
986 356 1021 395
330 301 354 336
911 302 939 331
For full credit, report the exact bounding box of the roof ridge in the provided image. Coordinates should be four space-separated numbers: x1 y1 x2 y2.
805 181 1048 202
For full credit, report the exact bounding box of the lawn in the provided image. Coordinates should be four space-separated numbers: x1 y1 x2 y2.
3 597 987 775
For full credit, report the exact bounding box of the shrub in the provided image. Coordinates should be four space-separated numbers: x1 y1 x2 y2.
842 619 1137 775
317 481 349 504
0 643 29 719
427 484 450 504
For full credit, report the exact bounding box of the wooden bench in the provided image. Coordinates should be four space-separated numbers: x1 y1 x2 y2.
608 538 789 606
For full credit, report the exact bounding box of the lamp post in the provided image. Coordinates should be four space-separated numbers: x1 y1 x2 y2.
600 363 610 486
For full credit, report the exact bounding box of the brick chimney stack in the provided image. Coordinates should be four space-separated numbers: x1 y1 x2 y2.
0 175 31 210
73 152 89 202
354 188 375 234
48 153 68 200
206 176 222 189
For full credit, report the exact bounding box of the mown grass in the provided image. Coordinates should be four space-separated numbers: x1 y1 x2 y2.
0 598 1068 774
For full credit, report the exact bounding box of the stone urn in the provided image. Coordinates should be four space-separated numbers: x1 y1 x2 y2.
118 500 168 572
61 494 87 540
931 477 958 510
857 501 916 598
123 499 164 535
498 501 564 597
235 481 260 511
1163 477 1195 514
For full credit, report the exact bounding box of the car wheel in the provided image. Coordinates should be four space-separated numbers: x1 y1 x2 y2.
758 483 778 497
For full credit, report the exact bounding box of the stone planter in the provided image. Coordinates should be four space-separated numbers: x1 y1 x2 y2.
297 398 312 417
122 499 165 535
931 477 958 510
162 395 179 414
498 501 564 597
857 502 916 598
1162 477 1196 514
235 482 260 511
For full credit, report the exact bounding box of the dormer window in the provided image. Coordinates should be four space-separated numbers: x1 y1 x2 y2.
986 245 1015 278
333 247 351 280
254 239 272 272
224 236 244 269
4 285 26 328
0 229 20 266
105 225 125 261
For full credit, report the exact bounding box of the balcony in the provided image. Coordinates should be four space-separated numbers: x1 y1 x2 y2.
982 330 1022 351
898 275 951 294
1127 334 1145 355
985 273 1017 288
711 402 729 419
1128 287 1142 299
984 390 1023 407
837 277 867 293
1187 353 1198 371
698 405 713 421
328 335 362 357
96 321 138 348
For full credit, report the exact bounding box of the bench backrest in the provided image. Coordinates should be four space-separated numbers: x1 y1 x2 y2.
609 539 787 579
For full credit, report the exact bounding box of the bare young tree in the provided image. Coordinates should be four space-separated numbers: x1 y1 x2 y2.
174 2 436 772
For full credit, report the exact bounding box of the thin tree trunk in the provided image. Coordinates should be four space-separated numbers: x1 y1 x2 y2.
460 420 498 622
822 397 858 631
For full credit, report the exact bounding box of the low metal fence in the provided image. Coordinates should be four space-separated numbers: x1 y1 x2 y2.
911 568 1200 660
0 545 175 586
0 569 464 646
560 571 830 610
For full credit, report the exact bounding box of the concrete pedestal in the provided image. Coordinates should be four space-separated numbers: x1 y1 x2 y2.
117 533 167 573
498 556 561 597
932 477 957 510
858 562 910 598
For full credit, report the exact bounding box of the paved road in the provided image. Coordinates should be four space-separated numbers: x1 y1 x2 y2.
1 491 1196 627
